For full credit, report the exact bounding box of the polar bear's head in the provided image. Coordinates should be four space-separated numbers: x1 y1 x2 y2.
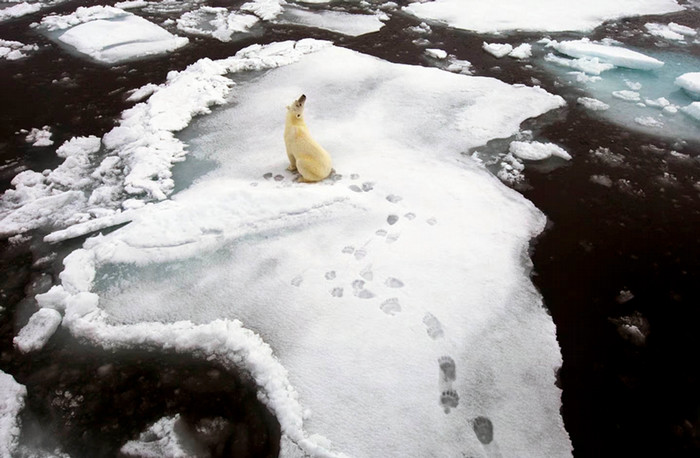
287 94 306 120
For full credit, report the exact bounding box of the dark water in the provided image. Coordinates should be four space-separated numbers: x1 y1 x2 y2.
1 1 699 456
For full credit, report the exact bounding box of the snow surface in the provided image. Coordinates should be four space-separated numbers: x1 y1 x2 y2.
275 4 386 37
509 141 572 161
38 6 188 64
403 0 684 33
19 39 572 457
13 307 62 352
0 371 26 458
675 72 700 99
548 39 664 71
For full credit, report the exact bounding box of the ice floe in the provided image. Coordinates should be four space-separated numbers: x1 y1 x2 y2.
176 6 259 41
275 4 386 36
403 0 684 33
0 39 38 60
675 72 700 99
0 2 41 22
681 102 700 122
482 42 512 58
7 39 571 457
13 307 62 352
577 97 610 111
0 371 26 458
644 22 697 41
548 39 664 71
509 141 572 161
37 5 189 64
120 415 206 457
23 126 53 146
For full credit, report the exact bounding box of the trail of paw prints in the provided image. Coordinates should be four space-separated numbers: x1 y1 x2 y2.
438 356 459 413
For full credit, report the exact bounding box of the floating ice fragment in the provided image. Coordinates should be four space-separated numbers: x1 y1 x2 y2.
509 43 532 59
425 48 448 59
550 38 664 70
24 126 53 146
403 0 684 33
0 370 26 458
0 39 38 60
577 97 610 111
612 90 641 102
38 6 189 64
13 308 62 352
120 415 209 457
544 53 614 75
241 0 284 21
177 7 259 42
645 22 697 41
482 42 512 58
275 5 385 37
0 2 41 22
681 102 700 123
509 141 571 161
675 72 700 99
634 116 664 128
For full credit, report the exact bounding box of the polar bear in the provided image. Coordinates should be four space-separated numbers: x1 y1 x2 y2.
284 94 332 182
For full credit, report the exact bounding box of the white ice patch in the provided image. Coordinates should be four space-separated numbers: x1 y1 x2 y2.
24 126 53 146
544 53 615 75
675 72 700 99
0 39 38 60
645 22 697 41
13 307 62 352
37 6 189 64
482 42 512 58
403 0 684 33
241 0 284 21
46 40 569 457
509 141 572 161
425 48 448 59
177 7 259 41
634 116 664 127
275 4 385 37
612 90 641 102
0 371 26 458
548 38 664 71
577 97 610 111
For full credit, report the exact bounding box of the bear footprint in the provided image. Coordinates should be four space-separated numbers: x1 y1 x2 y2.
325 271 336 280
385 277 404 288
438 356 456 383
330 287 343 298
380 298 401 315
386 194 403 203
472 416 494 445
423 313 444 339
291 276 303 287
440 389 459 413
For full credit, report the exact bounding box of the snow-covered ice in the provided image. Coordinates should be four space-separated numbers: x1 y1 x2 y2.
509 43 532 59
675 72 700 99
425 48 447 59
6 39 572 457
13 307 62 352
120 415 206 457
275 4 386 37
0 371 26 458
403 0 684 33
38 6 189 64
509 141 572 161
681 102 700 122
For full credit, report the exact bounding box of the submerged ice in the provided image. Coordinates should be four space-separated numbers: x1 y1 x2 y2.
8 40 572 457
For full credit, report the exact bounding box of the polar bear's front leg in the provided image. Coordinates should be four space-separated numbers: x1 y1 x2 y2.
286 152 297 171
